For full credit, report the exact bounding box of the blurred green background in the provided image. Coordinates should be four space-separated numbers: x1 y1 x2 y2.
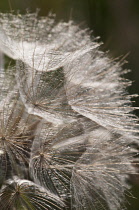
0 0 139 209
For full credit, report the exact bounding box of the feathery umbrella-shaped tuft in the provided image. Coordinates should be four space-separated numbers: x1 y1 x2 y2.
64 49 139 142
15 60 78 125
71 127 138 210
0 12 93 72
0 176 65 210
29 119 90 197
0 96 40 179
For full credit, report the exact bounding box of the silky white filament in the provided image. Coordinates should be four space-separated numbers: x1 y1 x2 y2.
0 12 138 210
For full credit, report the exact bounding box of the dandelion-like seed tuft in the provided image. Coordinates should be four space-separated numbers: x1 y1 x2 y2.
0 11 138 210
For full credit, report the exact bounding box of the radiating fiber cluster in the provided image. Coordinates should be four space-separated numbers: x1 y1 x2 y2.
0 12 138 210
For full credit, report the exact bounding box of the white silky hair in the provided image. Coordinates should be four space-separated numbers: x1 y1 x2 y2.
0 12 138 210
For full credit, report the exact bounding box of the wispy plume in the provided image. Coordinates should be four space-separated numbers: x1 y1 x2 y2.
0 176 65 209
0 11 138 209
0 12 91 71
0 95 40 180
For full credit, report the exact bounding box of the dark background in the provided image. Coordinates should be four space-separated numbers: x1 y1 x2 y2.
0 0 139 209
